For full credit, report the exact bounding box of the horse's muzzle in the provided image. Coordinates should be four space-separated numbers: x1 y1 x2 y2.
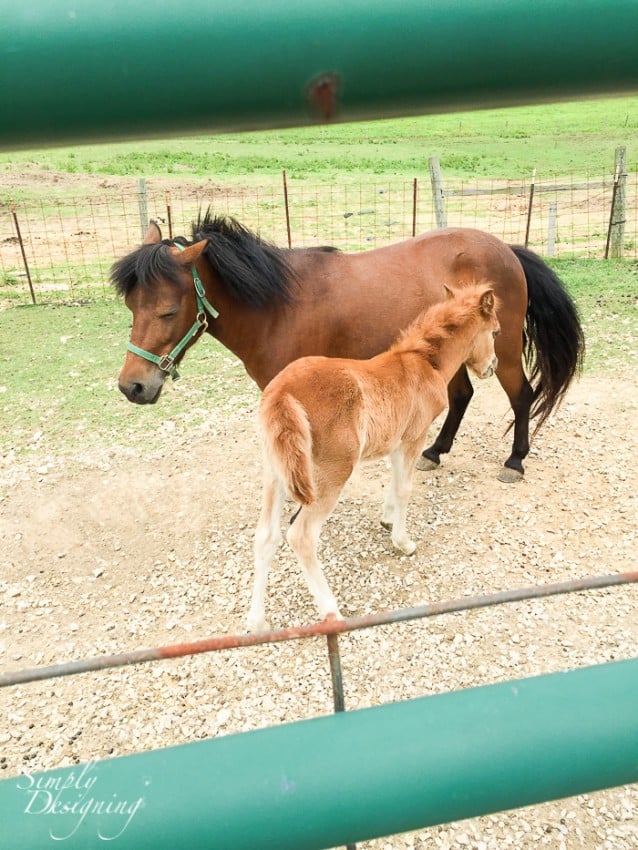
118 379 163 404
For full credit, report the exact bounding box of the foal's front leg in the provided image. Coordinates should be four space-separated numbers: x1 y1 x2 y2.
384 445 421 556
247 464 285 632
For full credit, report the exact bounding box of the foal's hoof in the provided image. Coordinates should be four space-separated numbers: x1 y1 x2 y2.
380 519 392 531
321 609 344 623
416 455 439 472
393 539 416 556
497 467 524 484
245 616 271 633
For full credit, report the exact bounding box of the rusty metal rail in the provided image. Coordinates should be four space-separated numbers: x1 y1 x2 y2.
2 571 636 689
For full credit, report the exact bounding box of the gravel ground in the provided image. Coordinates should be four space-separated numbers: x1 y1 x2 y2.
1 373 636 849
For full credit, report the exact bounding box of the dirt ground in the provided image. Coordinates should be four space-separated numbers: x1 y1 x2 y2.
1 367 637 849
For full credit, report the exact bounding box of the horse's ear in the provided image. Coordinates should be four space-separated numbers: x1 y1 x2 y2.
143 220 162 244
173 239 209 265
480 288 496 315
443 284 455 300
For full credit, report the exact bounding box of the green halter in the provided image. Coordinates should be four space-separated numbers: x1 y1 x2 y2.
126 242 219 381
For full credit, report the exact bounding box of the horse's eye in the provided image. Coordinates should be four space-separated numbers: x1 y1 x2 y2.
159 310 178 320
492 330 499 338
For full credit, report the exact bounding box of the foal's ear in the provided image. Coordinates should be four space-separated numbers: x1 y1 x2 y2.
173 239 209 265
143 220 162 244
480 288 496 315
443 284 456 300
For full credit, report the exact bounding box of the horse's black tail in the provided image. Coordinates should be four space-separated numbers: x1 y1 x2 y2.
510 245 585 435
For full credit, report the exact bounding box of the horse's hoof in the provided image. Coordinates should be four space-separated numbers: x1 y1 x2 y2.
497 467 524 484
380 519 392 531
416 455 439 472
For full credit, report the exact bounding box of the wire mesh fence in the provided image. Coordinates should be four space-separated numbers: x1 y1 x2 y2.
1 169 636 306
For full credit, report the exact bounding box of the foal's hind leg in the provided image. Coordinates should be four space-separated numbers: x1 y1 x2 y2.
496 361 535 483
247 463 286 632
286 495 343 622
382 443 422 555
417 367 473 471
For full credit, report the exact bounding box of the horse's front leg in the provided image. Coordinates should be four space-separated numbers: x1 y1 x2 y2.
417 367 473 471
381 476 397 531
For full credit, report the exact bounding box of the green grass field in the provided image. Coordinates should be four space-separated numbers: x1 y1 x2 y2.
1 96 637 189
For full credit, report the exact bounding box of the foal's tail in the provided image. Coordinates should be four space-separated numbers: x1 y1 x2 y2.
259 392 315 505
511 245 585 435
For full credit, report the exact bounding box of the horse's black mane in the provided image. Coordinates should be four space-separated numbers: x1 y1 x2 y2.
111 210 307 309
193 210 298 306
110 237 183 298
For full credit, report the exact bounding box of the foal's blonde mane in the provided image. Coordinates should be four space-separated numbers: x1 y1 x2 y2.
390 284 494 363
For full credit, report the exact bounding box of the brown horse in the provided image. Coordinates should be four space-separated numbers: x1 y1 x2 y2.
248 284 500 630
112 211 584 482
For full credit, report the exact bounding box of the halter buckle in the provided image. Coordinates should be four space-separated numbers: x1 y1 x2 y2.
157 354 174 372
158 355 178 376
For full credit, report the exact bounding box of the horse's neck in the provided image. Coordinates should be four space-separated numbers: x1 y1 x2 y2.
201 249 339 390
202 276 287 389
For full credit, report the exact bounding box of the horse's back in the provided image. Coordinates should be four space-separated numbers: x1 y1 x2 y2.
290 227 526 361
349 228 525 298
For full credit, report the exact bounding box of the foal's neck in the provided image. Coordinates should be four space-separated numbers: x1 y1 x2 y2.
398 313 481 384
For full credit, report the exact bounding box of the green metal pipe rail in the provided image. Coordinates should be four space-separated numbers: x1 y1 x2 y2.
1 659 637 849
2 0 638 149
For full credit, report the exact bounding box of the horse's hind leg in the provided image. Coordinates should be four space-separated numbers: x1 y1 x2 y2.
247 462 285 632
286 496 343 622
496 361 535 483
417 367 473 471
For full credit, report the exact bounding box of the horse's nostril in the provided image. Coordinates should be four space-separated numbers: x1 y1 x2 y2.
118 381 144 400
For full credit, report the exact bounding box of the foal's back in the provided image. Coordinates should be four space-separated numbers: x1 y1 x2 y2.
261 344 447 466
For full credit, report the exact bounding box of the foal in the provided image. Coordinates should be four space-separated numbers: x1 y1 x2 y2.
247 284 500 631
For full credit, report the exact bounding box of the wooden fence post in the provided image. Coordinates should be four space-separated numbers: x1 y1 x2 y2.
547 201 557 257
138 178 148 240
9 202 37 305
282 169 292 248
165 191 173 240
607 146 626 258
428 157 447 228
524 168 536 248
